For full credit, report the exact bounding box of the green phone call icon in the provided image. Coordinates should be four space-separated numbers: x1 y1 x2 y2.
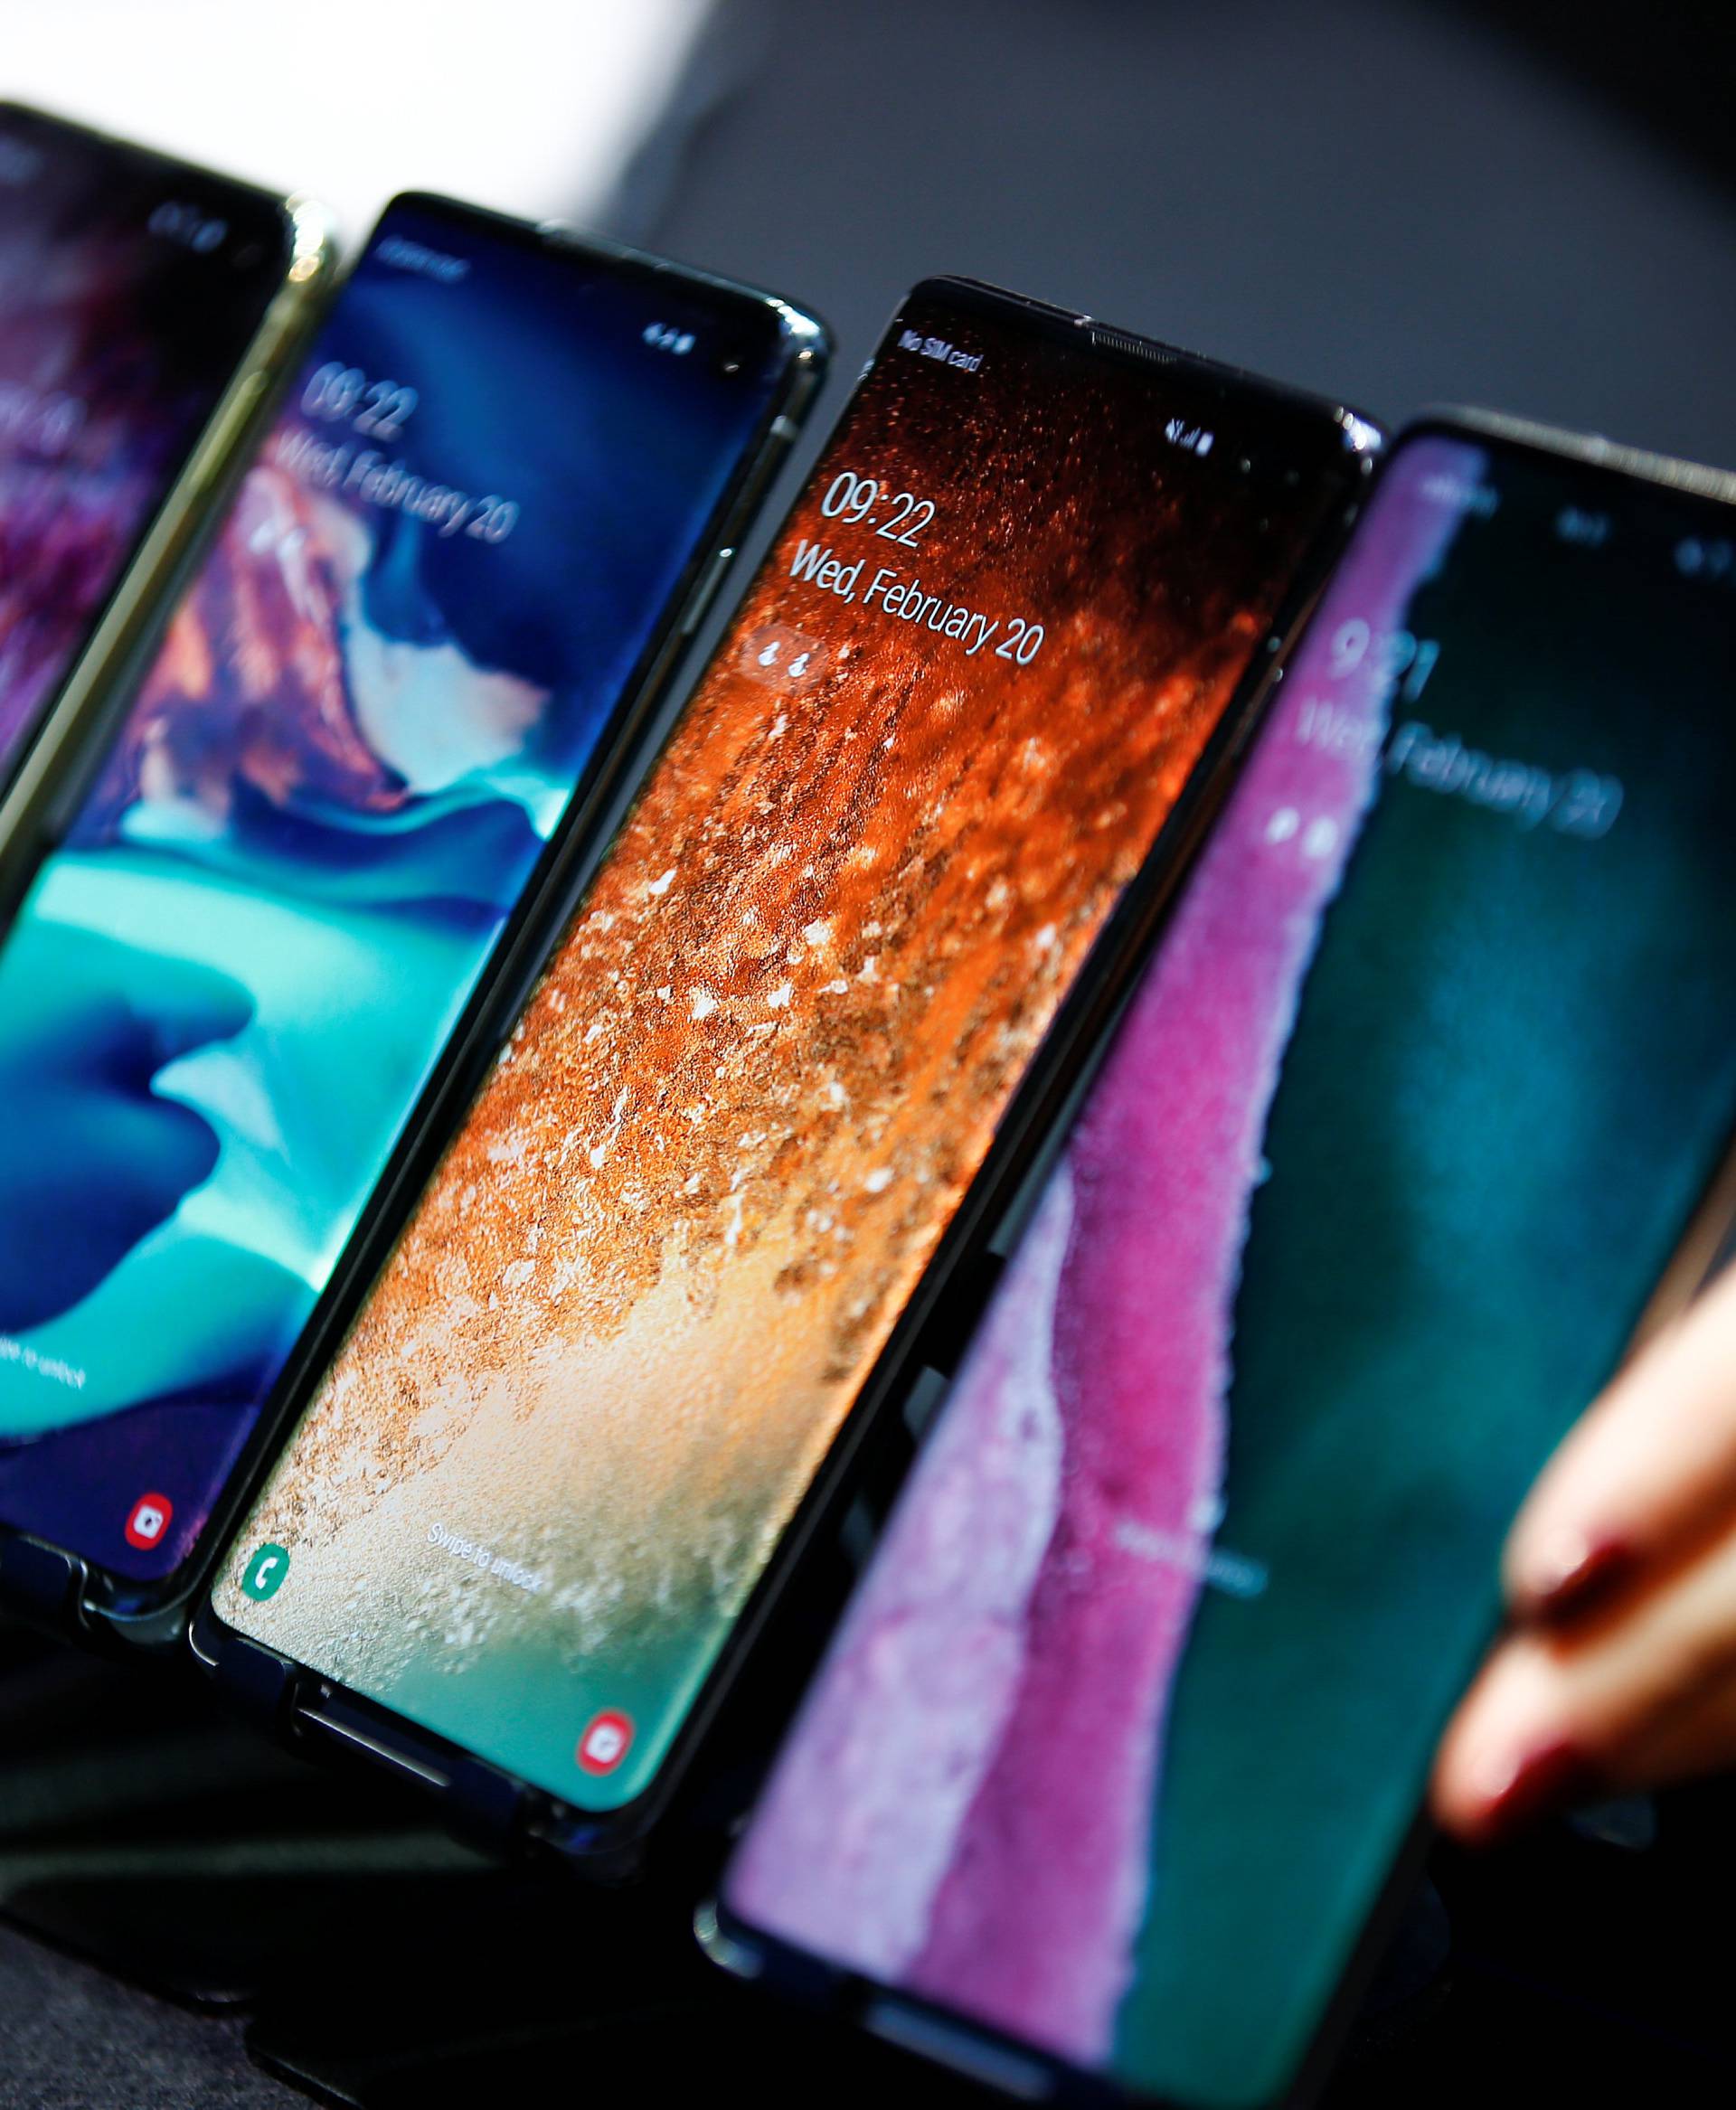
241 1542 289 1602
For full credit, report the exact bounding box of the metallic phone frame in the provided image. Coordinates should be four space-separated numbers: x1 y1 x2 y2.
704 407 1736 2110
0 194 830 1651
191 274 1382 1877
0 101 336 905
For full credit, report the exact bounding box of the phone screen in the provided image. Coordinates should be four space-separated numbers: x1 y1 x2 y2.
725 428 1736 2109
0 198 796 1583
0 104 293 787
213 282 1361 1815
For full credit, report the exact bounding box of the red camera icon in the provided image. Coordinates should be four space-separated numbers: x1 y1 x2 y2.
124 1493 175 1551
576 1709 635 1776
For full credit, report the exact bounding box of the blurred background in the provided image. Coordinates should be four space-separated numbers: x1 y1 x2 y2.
5 3 1736 2103
13 0 1736 472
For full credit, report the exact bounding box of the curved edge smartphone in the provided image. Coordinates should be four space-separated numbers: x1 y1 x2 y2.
707 411 1736 2110
0 194 830 1650
193 275 1381 1874
0 101 335 895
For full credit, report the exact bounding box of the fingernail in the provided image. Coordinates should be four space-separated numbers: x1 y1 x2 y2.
1523 1532 1635 1626
1474 1737 1599 1842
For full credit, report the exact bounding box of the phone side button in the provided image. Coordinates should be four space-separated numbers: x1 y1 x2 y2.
679 544 735 637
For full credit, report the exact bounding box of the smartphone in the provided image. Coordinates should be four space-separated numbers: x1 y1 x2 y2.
0 193 829 1644
714 413 1736 2110
199 276 1379 1865
0 101 331 854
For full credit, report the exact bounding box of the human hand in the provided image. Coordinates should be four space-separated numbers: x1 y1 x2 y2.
1434 1262 1736 1842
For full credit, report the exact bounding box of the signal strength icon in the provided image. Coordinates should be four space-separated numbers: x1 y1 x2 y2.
1165 419 1214 457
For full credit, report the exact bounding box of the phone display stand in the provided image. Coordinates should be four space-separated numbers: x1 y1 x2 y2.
128 1808 1736 2107
7 1568 1736 2108
240 1863 990 2110
0 1484 1646 2108
0 1617 480 2012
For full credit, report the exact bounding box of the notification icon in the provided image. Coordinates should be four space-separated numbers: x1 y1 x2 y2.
576 1710 635 1776
740 622 826 691
124 1493 174 1551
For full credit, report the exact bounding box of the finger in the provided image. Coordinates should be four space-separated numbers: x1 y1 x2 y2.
1503 1264 1736 1625
1436 1507 1736 1842
1433 1634 1598 1844
1603 1664 1736 1795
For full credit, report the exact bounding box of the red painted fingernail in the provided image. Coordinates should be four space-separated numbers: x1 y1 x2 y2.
1477 1737 1599 1842
1525 1534 1636 1627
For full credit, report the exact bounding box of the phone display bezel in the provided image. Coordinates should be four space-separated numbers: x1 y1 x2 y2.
193 273 1381 1871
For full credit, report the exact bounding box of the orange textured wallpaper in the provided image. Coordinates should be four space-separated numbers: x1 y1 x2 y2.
218 291 1330 1808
